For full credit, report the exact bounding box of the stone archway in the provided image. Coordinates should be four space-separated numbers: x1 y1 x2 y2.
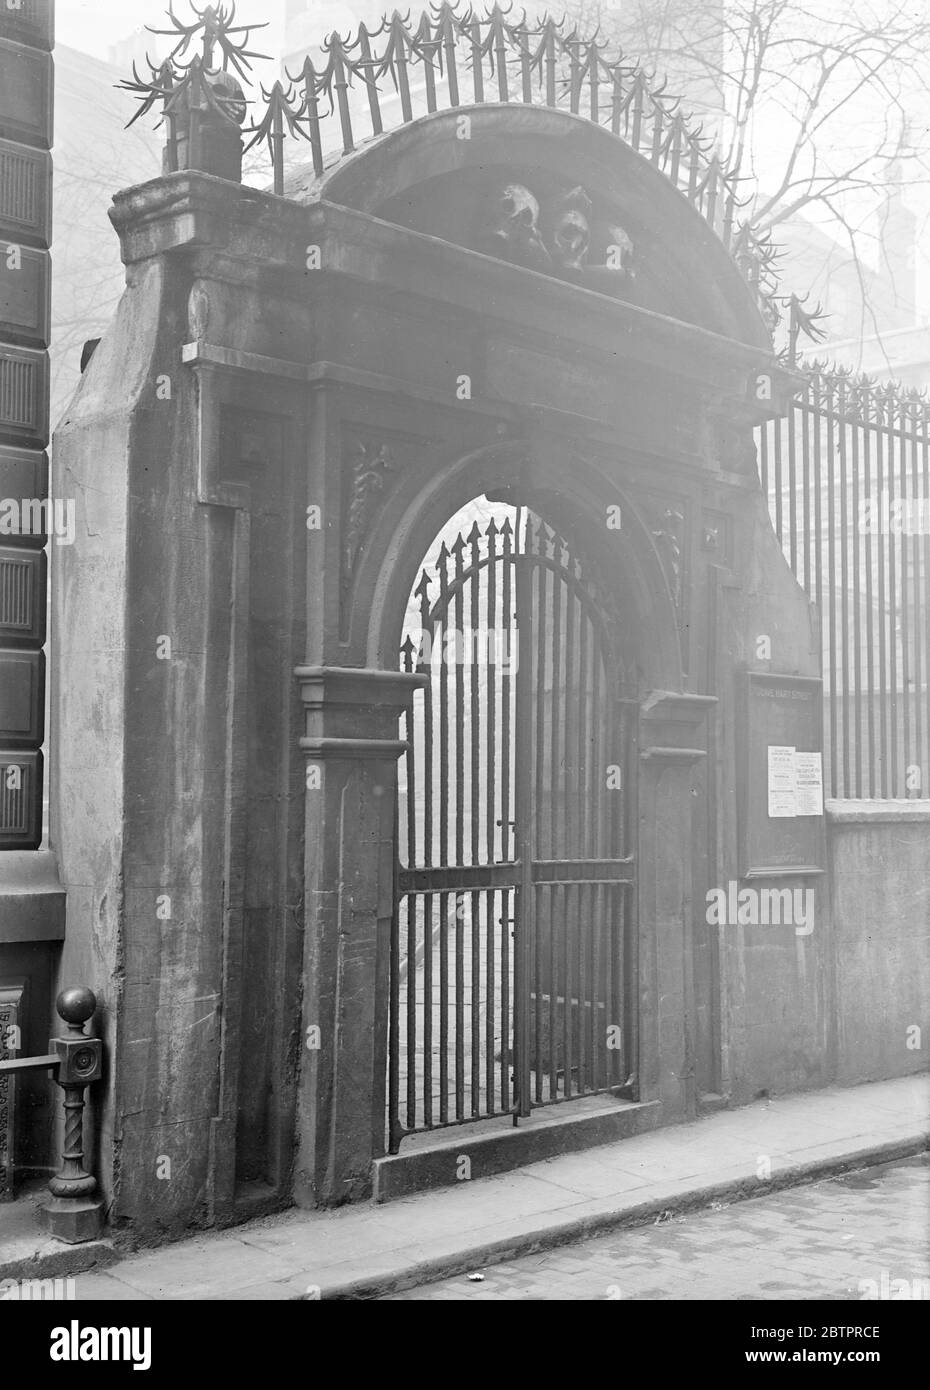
293 426 696 1203
49 11 811 1230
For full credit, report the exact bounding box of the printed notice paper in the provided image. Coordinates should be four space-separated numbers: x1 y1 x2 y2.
767 744 797 817
794 751 824 816
767 746 824 818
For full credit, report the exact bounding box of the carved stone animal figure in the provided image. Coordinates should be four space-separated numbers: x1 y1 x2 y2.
482 183 552 271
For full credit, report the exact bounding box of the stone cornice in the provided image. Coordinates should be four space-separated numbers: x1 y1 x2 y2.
296 666 428 712
109 173 789 413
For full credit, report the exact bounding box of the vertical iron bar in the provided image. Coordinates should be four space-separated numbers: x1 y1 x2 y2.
468 526 481 1110
421 21 438 113
840 387 851 797
513 525 534 1118
887 392 899 794
388 839 402 1149
500 517 513 1107
303 71 324 179
562 562 576 1097
406 888 416 1129
569 38 581 113
494 16 509 101
773 415 784 546
533 539 547 1102
610 66 622 135
851 389 862 797
876 390 888 796
826 378 838 797
437 544 450 1122
549 539 562 860
630 74 645 151
485 887 494 1113
469 17 485 104
545 23 557 106
862 387 876 797
424 891 433 1128
419 576 434 867
548 540 562 1101
453 536 465 1118
439 890 449 1124
687 139 700 200
357 25 383 136
444 28 460 107
329 38 354 154
549 880 559 1101
485 520 497 1110
404 656 418 1128
577 587 591 1090
910 403 923 792
392 17 413 123
609 677 624 1085
899 397 912 792
788 392 798 577
812 375 823 618
516 23 532 103
486 518 498 865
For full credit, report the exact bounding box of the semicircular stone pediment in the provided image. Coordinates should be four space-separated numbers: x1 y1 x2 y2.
295 107 771 347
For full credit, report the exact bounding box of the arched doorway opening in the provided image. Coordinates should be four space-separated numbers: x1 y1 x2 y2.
389 495 638 1153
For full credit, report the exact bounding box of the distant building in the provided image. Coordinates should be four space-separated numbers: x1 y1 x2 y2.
50 45 162 427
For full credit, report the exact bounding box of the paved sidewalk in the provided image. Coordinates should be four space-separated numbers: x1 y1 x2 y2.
384 1155 930 1300
56 1075 930 1300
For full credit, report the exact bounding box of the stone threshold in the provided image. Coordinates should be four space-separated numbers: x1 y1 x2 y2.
374 1095 661 1203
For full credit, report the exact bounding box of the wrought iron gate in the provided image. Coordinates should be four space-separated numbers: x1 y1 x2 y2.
390 504 636 1151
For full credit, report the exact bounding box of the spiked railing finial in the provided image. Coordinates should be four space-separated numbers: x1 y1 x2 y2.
116 1 784 320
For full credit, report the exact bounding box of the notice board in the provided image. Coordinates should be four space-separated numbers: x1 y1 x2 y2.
737 671 827 878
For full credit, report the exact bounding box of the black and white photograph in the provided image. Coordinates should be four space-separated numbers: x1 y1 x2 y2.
0 0 927 1357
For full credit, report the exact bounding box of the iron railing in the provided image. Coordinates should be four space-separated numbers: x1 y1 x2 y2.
119 2 785 326
0 986 104 1242
758 364 930 800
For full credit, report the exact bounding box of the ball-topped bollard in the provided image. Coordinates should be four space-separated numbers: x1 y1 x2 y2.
38 985 104 1244
56 987 97 1033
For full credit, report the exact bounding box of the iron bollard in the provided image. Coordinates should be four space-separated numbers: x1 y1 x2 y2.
38 987 105 1244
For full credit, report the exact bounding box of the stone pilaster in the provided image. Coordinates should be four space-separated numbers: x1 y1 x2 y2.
637 692 716 1118
293 666 426 1205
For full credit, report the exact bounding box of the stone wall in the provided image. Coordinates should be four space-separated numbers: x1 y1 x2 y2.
828 801 930 1085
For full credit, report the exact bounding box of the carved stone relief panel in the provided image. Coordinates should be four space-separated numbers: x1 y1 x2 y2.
0 981 24 1199
702 509 733 565
478 180 635 295
640 495 687 614
339 425 426 639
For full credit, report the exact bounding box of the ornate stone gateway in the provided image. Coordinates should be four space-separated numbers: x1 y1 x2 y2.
392 505 637 1149
42 3 820 1228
